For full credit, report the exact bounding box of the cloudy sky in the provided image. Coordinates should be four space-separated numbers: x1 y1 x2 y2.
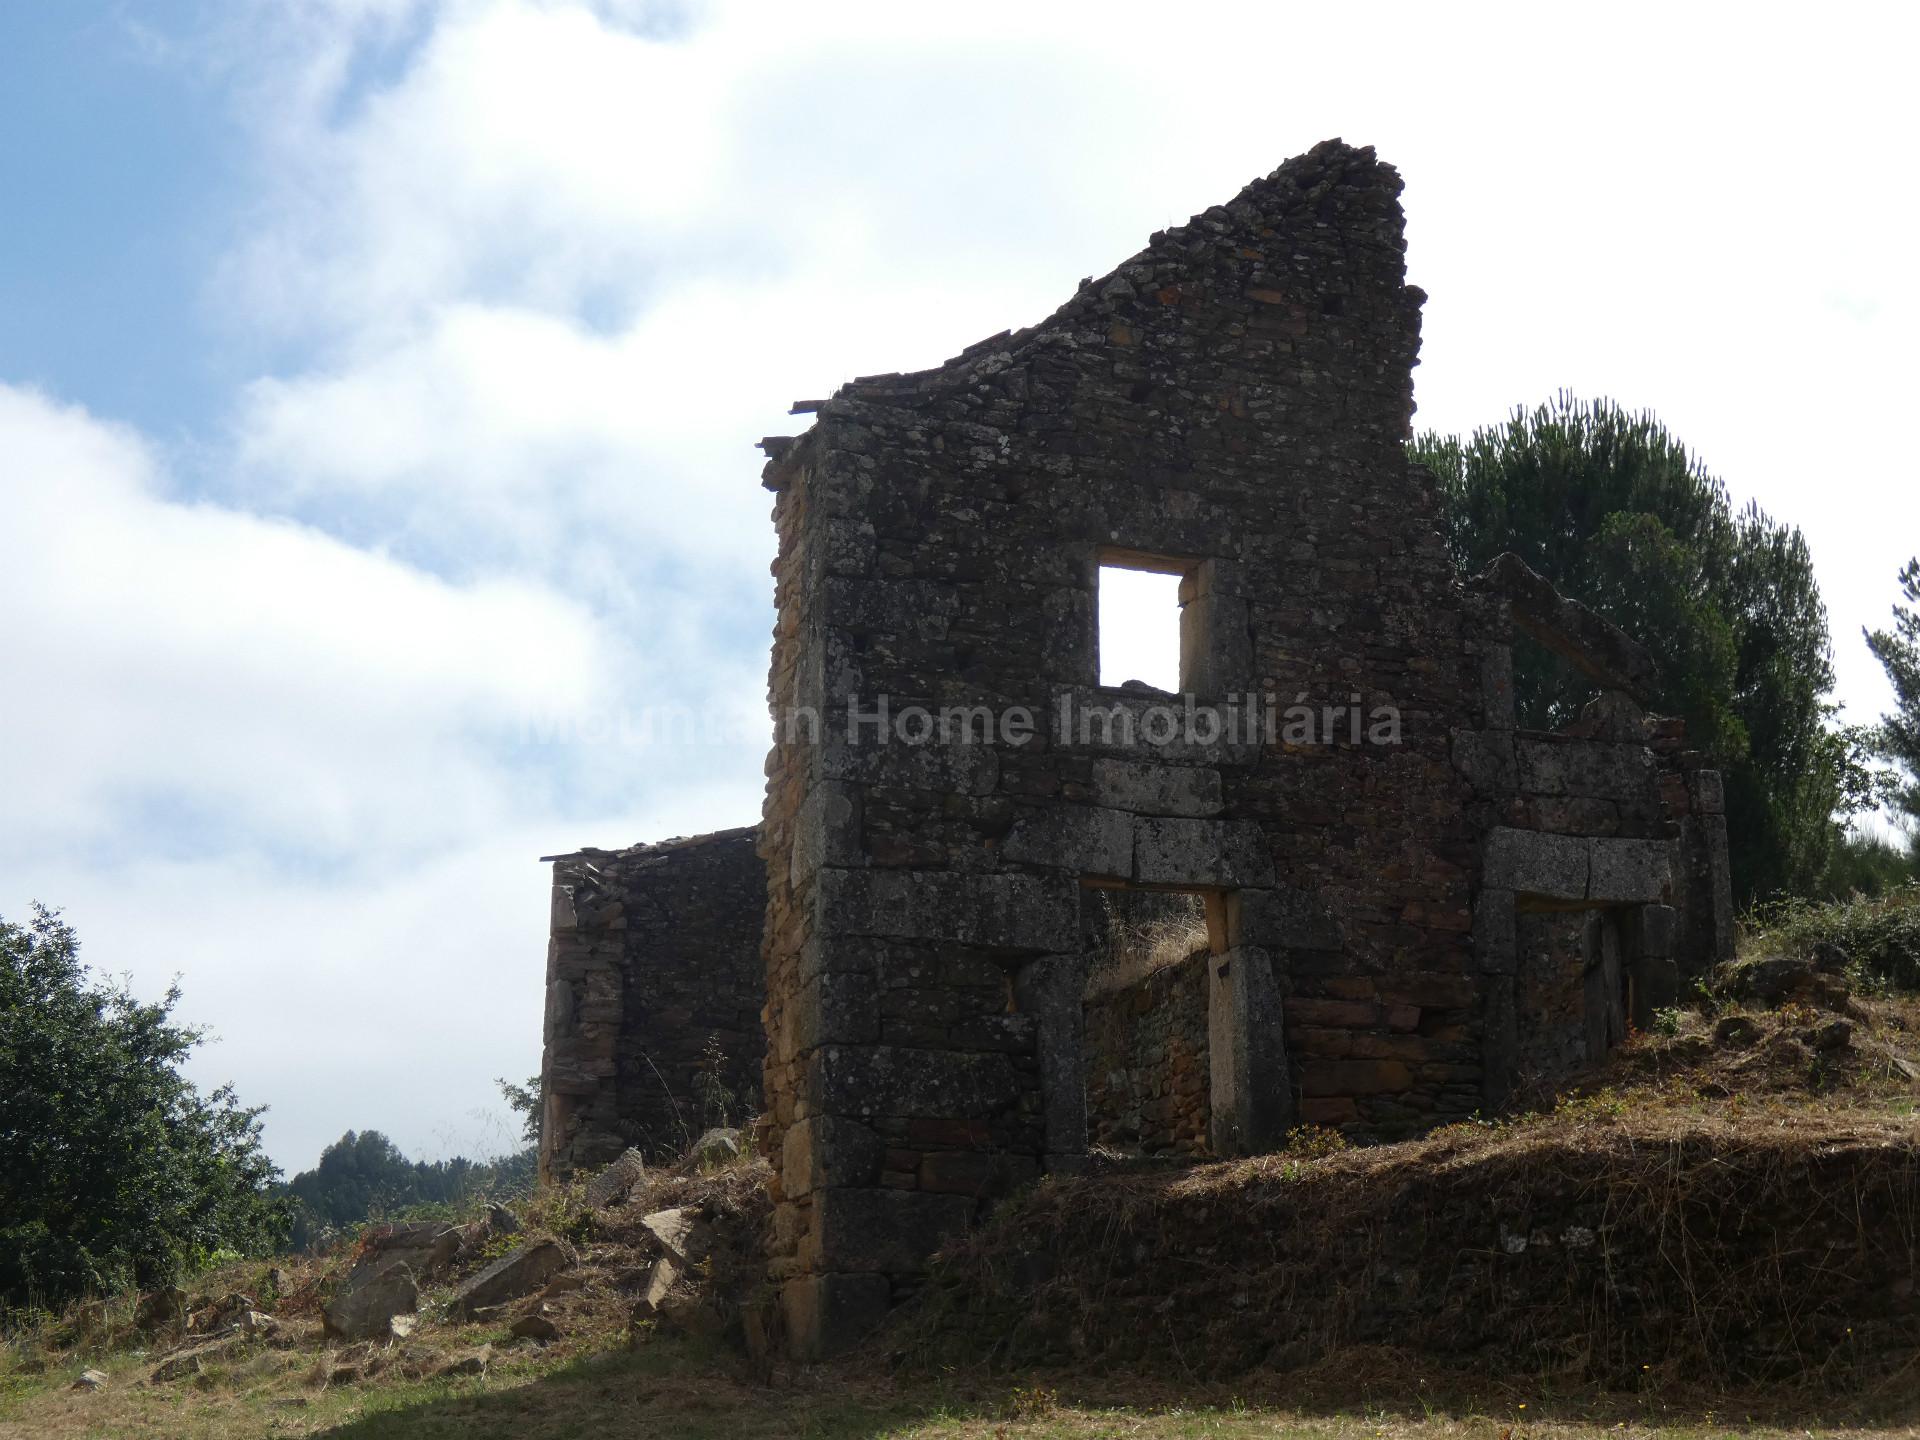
3 0 1915 1171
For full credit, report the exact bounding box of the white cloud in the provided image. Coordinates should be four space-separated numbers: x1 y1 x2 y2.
219 0 731 347
0 384 609 861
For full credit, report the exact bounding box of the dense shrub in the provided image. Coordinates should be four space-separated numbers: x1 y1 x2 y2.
0 906 288 1312
1746 884 1920 992
1865 557 1920 834
1819 831 1919 900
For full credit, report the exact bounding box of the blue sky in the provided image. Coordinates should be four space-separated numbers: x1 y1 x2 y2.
0 3 241 434
3 0 1916 1171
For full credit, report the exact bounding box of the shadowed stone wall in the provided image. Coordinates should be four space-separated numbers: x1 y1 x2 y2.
1453 577 1736 1104
1085 950 1210 1156
538 138 1736 1359
758 139 1499 1356
539 829 765 1180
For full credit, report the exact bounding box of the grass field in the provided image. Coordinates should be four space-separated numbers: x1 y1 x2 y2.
6 1330 1914 1440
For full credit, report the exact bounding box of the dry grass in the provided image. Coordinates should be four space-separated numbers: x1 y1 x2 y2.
901 994 1920 1409
0 1152 775 1439
6 1329 1911 1439
10 973 1920 1436
1088 899 1211 1000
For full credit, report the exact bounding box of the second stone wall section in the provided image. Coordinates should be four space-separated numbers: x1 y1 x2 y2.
1085 948 1211 1157
542 827 767 1177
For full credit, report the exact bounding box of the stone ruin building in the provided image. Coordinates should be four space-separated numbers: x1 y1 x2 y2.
540 139 1735 1358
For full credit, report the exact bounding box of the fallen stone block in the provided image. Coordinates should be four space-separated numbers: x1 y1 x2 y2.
689 1127 742 1168
1714 1014 1764 1048
584 1148 648 1208
659 1292 728 1340
324 1261 418 1342
640 1208 711 1267
150 1334 243 1384
134 1286 187 1335
348 1221 470 1285
438 1345 491 1378
510 1309 558 1342
191 1291 257 1334
451 1240 571 1318
1810 1017 1853 1052
635 1255 679 1315
1724 955 1818 1006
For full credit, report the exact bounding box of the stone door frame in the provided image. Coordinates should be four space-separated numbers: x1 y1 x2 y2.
1016 879 1296 1172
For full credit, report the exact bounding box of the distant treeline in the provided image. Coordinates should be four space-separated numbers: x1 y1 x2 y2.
281 1129 535 1250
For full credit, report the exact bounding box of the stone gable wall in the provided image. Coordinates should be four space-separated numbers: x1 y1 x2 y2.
758 139 1496 1355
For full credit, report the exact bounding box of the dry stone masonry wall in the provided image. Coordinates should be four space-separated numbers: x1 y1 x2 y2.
540 829 765 1179
1085 950 1210 1156
539 138 1736 1359
752 139 1734 1355
1082 888 1211 1155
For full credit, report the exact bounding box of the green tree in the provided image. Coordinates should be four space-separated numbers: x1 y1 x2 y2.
284 1129 416 1233
0 906 288 1311
1413 393 1867 902
1866 557 1920 837
496 1073 541 1146
283 1127 535 1247
1821 829 1917 897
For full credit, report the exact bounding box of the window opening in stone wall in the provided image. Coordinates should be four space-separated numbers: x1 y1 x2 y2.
1097 559 1186 692
1082 888 1213 1159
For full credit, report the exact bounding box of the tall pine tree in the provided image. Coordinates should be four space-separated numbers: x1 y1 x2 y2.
1413 393 1868 903
1866 558 1920 839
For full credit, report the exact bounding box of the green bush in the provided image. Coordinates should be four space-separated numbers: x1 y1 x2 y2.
1818 830 1918 899
281 1129 535 1249
0 906 288 1312
1746 884 1920 992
